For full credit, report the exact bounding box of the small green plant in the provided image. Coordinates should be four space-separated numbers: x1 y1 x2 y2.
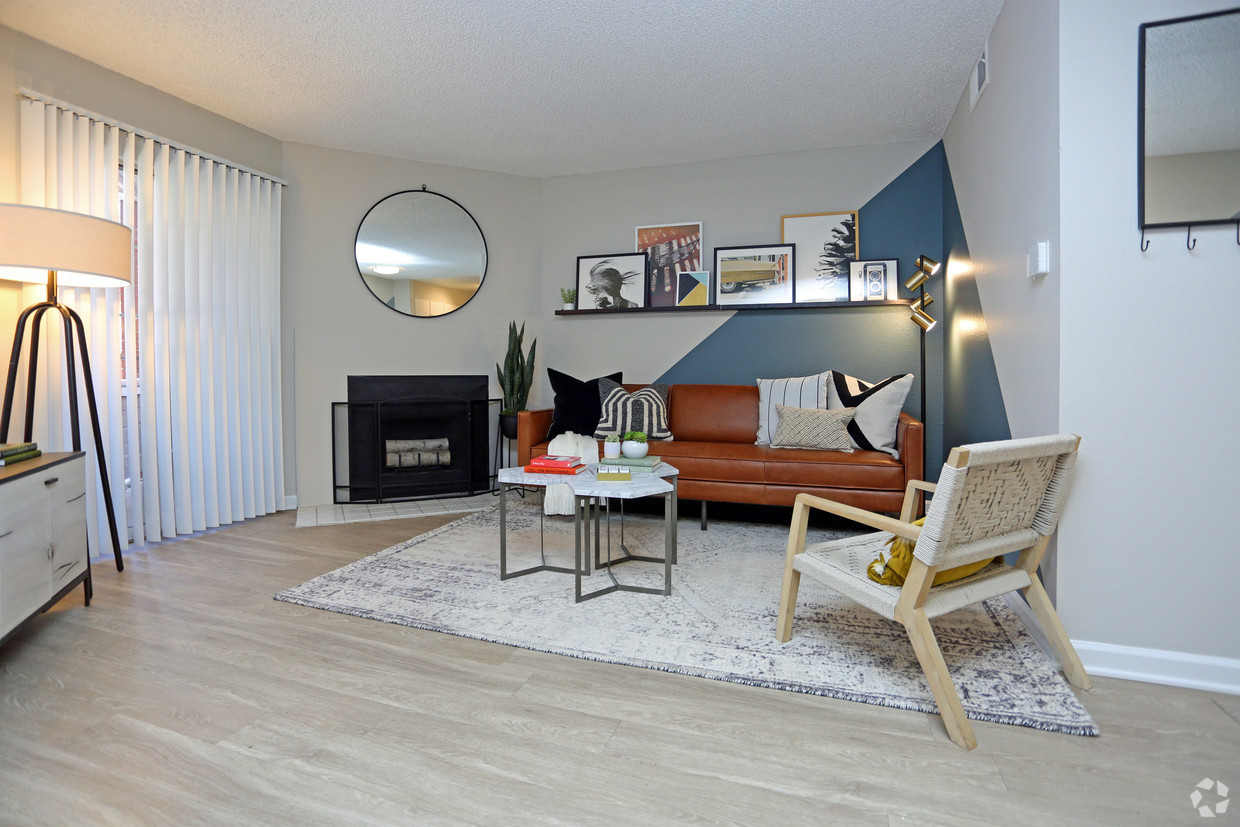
560 287 577 304
623 430 648 443
604 434 621 443
496 321 536 414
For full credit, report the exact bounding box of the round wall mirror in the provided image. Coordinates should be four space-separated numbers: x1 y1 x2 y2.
354 189 487 317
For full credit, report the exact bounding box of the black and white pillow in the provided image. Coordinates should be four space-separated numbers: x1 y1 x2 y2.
594 379 673 440
755 372 829 445
822 371 914 458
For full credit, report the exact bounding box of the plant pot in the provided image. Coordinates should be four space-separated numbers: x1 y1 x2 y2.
562 302 575 311
621 440 648 459
499 413 519 441
603 441 622 459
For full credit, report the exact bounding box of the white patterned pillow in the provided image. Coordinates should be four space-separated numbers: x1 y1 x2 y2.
822 371 914 458
771 405 855 451
755 372 829 445
594 379 673 440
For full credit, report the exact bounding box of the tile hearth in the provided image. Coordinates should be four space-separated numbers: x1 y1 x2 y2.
295 492 497 527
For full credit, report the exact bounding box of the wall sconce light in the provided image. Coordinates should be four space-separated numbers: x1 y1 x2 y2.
0 204 131 570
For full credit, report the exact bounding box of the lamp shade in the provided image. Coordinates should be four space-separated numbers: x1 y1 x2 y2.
0 204 131 288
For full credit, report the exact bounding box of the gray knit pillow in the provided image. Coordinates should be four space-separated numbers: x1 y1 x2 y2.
770 405 855 451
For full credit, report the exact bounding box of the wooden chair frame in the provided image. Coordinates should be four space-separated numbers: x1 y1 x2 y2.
775 441 1090 750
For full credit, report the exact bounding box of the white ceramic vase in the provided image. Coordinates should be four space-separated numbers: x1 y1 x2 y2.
603 441 622 459
621 440 648 459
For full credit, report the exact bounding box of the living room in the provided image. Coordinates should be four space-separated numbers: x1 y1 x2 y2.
1 0 1237 822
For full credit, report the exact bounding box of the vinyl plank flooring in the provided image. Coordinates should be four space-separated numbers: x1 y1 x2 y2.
1 509 1234 825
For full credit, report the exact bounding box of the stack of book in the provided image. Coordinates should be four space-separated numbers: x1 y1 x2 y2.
599 455 663 474
0 442 41 466
523 454 586 475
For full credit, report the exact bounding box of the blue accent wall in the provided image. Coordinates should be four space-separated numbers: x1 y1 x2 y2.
657 142 1010 484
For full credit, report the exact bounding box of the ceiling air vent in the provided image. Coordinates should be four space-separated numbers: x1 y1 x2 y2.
969 40 989 112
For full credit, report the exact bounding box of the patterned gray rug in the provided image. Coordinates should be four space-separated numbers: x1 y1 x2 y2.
276 498 1098 736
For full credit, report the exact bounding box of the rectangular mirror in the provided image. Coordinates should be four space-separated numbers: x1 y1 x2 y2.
1139 7 1240 228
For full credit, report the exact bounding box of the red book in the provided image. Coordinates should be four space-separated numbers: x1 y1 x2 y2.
523 463 586 475
528 454 582 468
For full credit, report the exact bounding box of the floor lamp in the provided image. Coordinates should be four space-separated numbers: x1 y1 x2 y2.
906 254 941 478
0 204 131 571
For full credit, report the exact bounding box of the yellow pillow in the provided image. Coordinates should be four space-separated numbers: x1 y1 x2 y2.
866 518 995 587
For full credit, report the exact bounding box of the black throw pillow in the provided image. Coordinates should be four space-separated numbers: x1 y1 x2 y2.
546 368 623 441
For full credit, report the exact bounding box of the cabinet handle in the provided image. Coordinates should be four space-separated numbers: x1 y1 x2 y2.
47 544 54 559
0 530 10 540
44 476 59 486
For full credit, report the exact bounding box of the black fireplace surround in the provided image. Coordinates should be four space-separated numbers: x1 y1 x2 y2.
336 375 490 503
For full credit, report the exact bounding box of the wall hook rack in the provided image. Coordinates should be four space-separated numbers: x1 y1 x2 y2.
1140 228 1150 252
1186 225 1196 250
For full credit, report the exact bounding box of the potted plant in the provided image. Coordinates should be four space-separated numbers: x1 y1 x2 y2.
621 430 648 459
559 287 577 311
496 321 536 440
603 434 622 459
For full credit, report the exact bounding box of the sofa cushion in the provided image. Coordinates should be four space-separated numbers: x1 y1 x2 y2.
546 368 623 442
667 384 759 443
771 405 855 450
594 379 672 440
824 371 914 458
756 372 830 445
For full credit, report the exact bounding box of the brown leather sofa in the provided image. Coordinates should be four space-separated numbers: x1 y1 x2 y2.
517 383 924 518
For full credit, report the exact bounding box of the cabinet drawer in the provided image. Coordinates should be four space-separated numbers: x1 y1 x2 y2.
0 471 55 638
49 457 87 589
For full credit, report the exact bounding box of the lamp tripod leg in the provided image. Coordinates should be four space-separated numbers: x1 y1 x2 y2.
66 308 124 572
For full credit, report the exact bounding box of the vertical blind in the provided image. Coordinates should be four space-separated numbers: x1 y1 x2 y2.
18 96 285 556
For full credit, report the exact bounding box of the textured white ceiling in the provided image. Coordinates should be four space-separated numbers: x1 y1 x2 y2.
0 0 1005 178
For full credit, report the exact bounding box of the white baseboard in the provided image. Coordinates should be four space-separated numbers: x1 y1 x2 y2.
283 495 298 511
1003 594 1240 695
1071 640 1240 695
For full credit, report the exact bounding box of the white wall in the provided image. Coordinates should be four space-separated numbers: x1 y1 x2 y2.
538 142 936 402
282 143 543 505
1058 0 1240 686
943 0 1061 444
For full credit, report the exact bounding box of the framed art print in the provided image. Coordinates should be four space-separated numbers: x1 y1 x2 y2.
576 253 648 310
781 211 858 304
675 270 711 306
713 244 794 307
848 259 899 301
636 222 703 308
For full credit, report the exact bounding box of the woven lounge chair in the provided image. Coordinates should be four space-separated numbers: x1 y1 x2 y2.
775 434 1090 750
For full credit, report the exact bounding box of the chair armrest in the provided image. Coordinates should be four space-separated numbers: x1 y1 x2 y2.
794 493 922 541
517 408 553 466
900 479 937 522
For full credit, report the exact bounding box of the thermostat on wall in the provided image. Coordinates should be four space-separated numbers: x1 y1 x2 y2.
1026 241 1050 278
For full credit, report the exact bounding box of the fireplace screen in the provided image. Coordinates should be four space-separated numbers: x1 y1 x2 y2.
334 375 491 503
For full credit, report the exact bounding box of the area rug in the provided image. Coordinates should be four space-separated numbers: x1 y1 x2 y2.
275 499 1098 736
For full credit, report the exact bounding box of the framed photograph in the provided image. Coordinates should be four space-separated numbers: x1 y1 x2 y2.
576 253 648 310
781 211 858 303
636 222 703 308
849 259 899 301
713 244 795 307
676 270 711 307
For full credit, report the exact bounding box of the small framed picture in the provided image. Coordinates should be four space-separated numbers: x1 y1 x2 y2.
714 244 795 307
636 222 703 308
781 211 858 303
676 270 711 306
849 259 899 301
577 253 648 310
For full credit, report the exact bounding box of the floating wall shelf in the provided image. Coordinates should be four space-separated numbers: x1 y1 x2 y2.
556 299 913 316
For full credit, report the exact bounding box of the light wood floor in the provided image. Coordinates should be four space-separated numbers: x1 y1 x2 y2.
1 510 1236 826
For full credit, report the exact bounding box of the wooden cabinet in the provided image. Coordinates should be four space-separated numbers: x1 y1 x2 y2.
0 452 90 644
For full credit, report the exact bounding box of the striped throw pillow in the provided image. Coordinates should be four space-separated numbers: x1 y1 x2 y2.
593 380 673 440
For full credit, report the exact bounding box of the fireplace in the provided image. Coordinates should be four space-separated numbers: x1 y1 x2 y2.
334 375 491 503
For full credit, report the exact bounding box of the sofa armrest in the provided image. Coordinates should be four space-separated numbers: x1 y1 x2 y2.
517 408 554 466
897 412 924 487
